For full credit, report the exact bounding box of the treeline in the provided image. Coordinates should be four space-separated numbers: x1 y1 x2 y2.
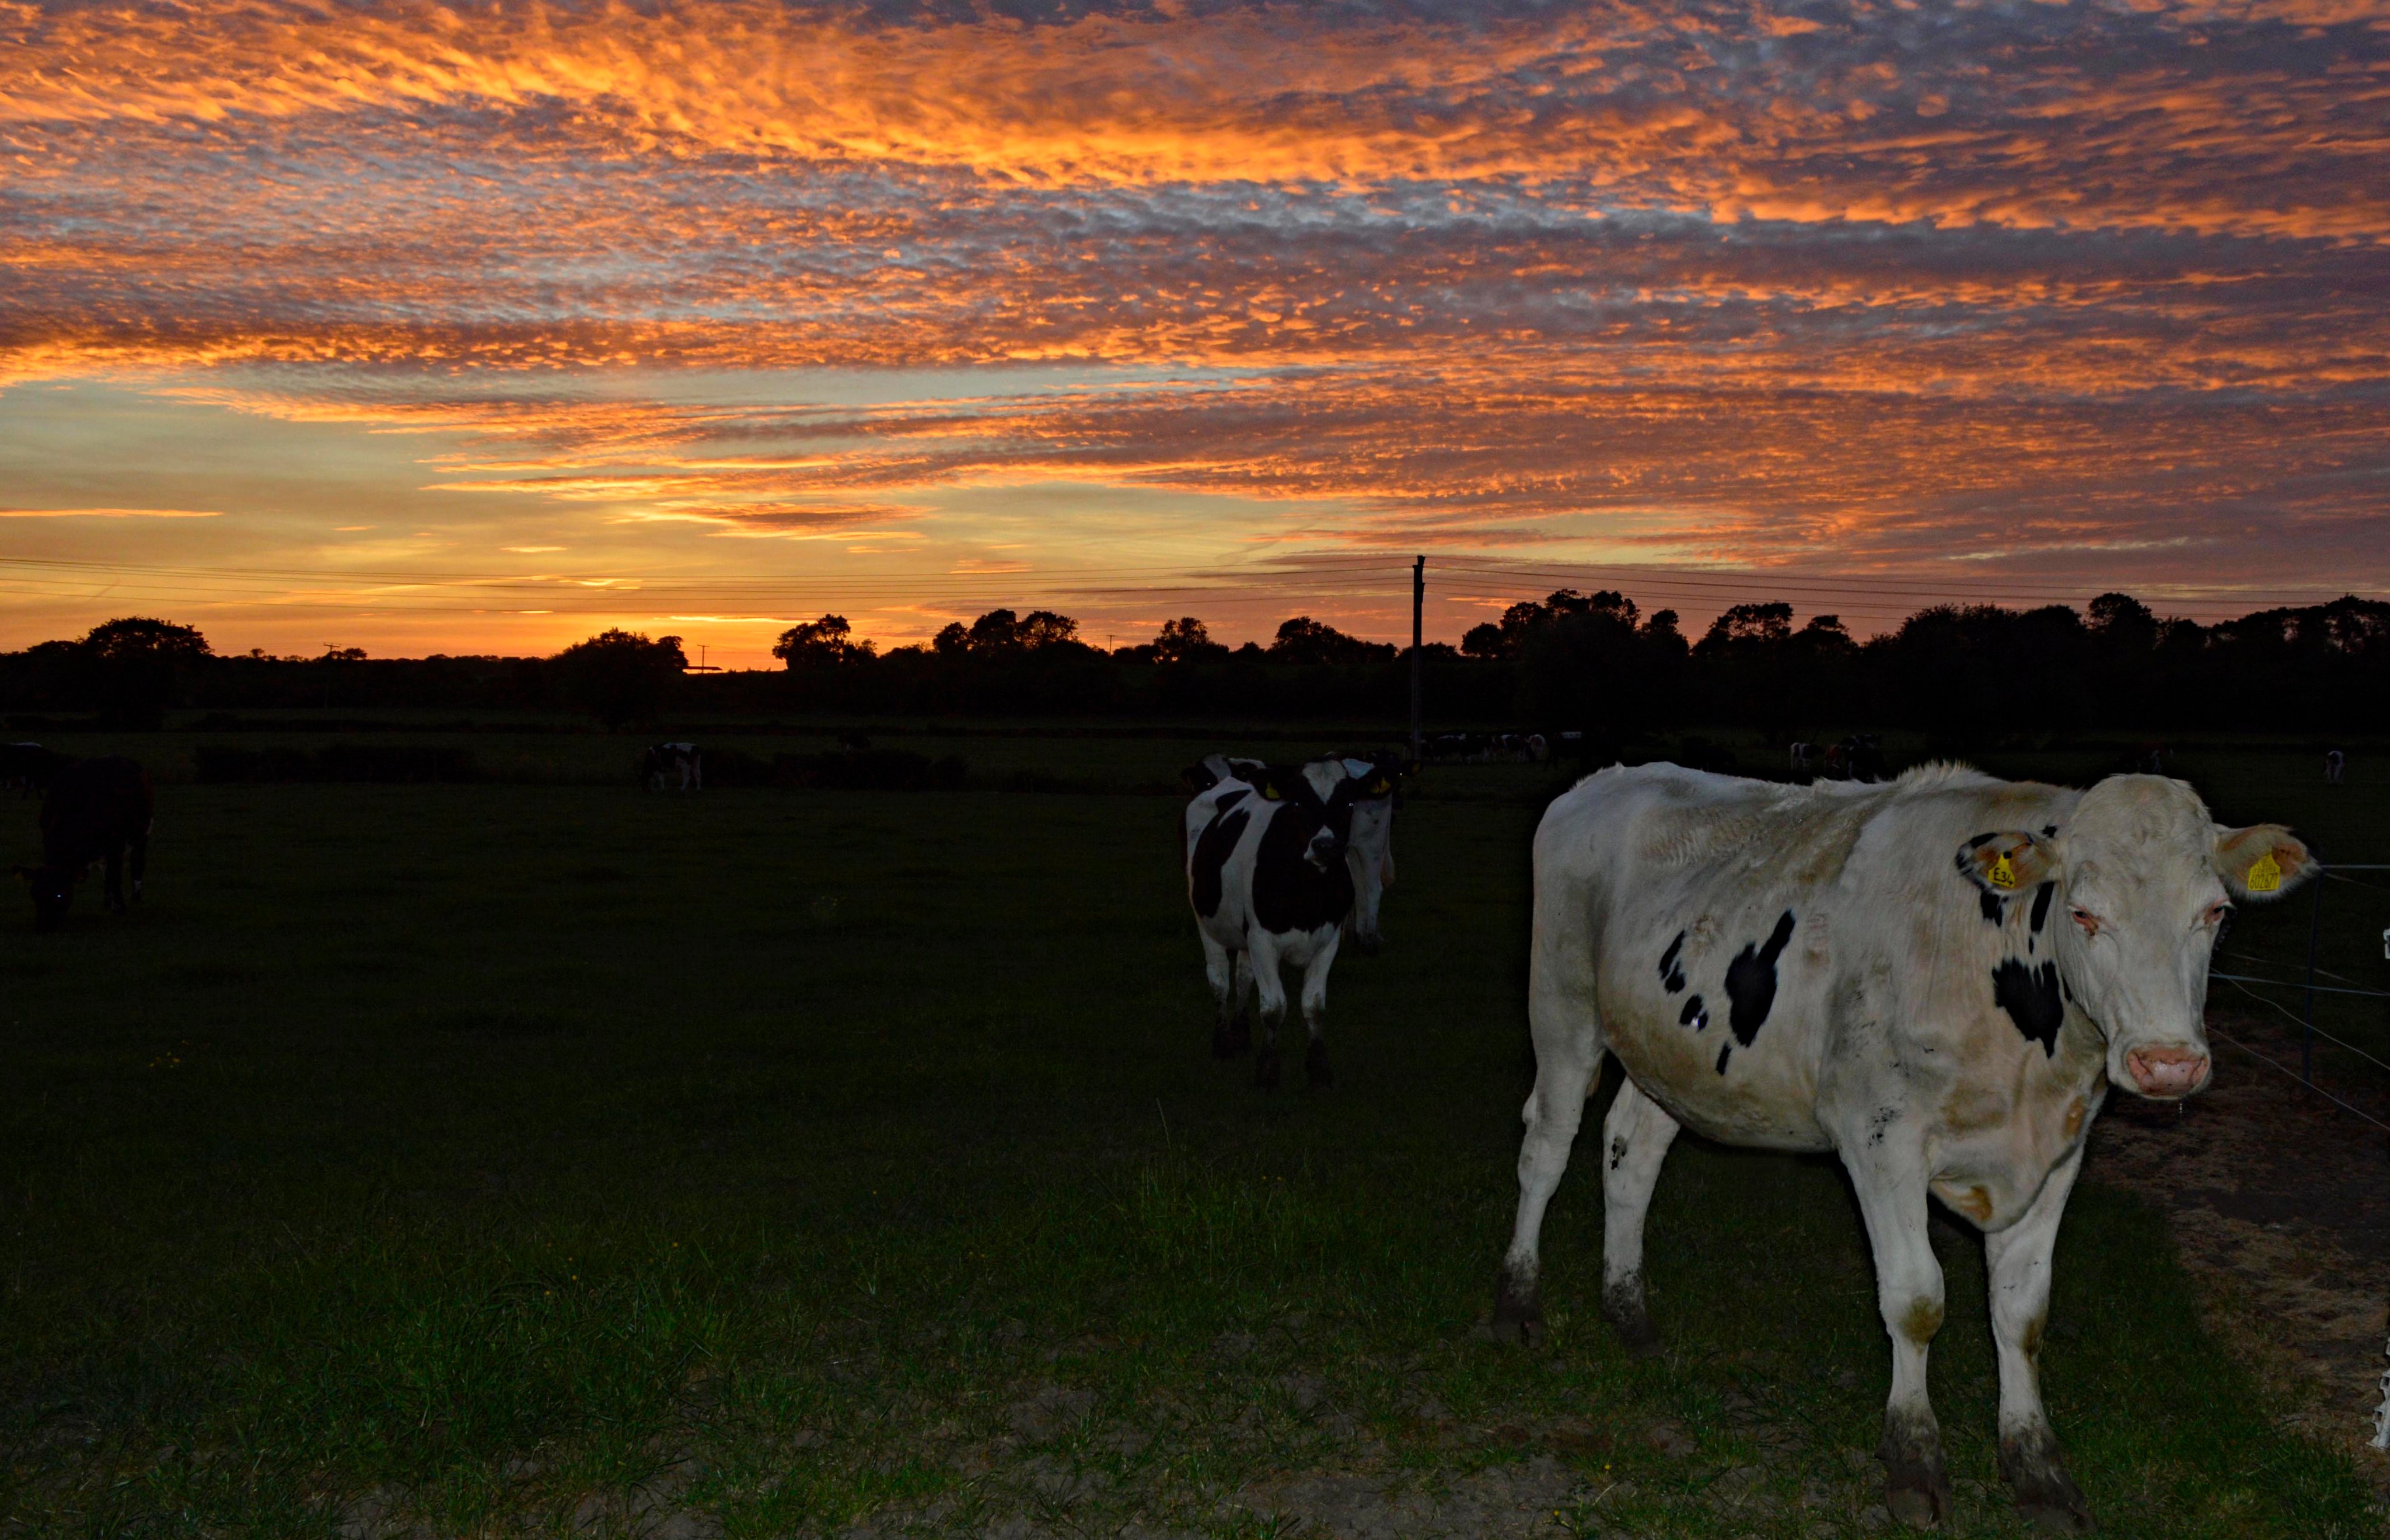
2 594 2385 742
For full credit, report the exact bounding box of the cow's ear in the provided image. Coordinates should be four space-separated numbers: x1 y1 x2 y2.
1954 831 2059 895
2213 823 2318 901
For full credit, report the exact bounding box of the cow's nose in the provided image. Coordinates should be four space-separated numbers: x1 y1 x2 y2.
2124 1045 2210 1098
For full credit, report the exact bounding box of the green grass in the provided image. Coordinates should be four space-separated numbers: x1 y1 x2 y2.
0 757 2381 1537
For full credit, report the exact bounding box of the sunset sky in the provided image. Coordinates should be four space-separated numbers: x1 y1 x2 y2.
4 0 2385 666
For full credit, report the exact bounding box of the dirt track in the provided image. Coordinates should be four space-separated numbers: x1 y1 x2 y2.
2091 1007 2390 1501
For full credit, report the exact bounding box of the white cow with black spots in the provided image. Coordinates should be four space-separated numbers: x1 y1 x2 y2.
1491 762 2316 1532
1183 753 1404 1089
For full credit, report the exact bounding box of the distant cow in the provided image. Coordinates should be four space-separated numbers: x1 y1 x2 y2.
1182 752 1398 1088
1788 742 1815 782
15 756 153 928
2326 748 2345 785
640 741 702 792
1493 764 2316 1530
0 743 58 797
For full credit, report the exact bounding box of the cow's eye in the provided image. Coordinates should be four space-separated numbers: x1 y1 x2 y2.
2070 907 2102 937
2201 901 2232 928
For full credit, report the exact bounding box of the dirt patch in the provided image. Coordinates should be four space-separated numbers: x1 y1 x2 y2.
2090 1007 2390 1498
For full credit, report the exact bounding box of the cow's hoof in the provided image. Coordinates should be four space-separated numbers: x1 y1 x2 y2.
1304 1040 1333 1090
1490 1270 1545 1346
1601 1276 1662 1357
2001 1431 2094 1532
1881 1422 1950 1530
1253 1048 1282 1090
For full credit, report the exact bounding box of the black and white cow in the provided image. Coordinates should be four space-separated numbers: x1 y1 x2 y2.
1492 762 2317 1531
15 755 153 929
1183 752 1402 1088
640 741 702 792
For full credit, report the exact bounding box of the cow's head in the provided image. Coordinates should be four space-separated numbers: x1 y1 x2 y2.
13 863 74 929
1958 775 2316 1100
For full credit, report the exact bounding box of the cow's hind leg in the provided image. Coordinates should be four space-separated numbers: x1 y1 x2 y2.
1598 1077 1681 1356
1987 1144 2093 1532
1297 930 1341 1090
102 846 125 912
129 827 147 904
1248 932 1288 1090
1493 1020 1602 1346
1846 1153 1951 1529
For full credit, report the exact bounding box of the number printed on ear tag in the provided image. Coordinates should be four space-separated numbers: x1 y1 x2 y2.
2246 852 2281 892
1989 853 2017 890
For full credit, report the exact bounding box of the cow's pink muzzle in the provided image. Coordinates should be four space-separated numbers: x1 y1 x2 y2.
2124 1045 2210 1098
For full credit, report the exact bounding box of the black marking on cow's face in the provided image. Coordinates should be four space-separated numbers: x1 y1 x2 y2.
1658 930 1687 993
1993 958 2064 1056
1867 1106 1899 1146
2040 824 2059 838
1963 832 1998 850
1250 798 1356 935
1190 805 1252 919
1608 1135 1627 1171
2028 881 2056 935
1978 890 2005 926
1724 911 1797 1046
1678 994 1707 1031
1714 1042 1732 1074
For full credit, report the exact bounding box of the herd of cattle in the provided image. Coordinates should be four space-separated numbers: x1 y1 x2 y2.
1179 743 2320 1532
6 730 2342 1531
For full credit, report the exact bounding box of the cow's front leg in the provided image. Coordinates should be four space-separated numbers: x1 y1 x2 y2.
1987 1144 2094 1532
1846 1153 1951 1528
1247 932 1288 1089
102 848 125 912
1297 930 1341 1090
1598 1077 1680 1356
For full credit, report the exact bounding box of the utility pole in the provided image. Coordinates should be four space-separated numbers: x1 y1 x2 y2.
1410 555 1425 761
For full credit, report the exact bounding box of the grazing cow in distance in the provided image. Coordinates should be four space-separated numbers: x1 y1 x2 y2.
1182 752 1394 1088
640 741 702 792
1493 762 2316 1531
1 743 60 797
15 756 153 928
2325 748 2344 785
1788 741 1815 782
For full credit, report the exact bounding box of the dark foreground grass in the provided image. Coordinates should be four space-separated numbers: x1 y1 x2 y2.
0 782 2377 1538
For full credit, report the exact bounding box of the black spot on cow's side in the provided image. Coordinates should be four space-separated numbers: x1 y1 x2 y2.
1993 958 2064 1056
2041 824 2058 838
1190 805 1251 918
1724 911 1797 1046
1978 890 2005 926
1658 930 1687 993
1679 994 1707 1031
1715 1042 1732 1074
1250 802 1355 935
2028 881 2056 935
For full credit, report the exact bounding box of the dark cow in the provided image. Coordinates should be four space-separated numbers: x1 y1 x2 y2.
1182 753 1391 1088
15 756 153 928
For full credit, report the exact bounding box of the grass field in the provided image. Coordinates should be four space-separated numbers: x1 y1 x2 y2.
1 733 2383 1538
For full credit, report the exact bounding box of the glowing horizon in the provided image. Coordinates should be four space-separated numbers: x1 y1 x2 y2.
4 0 2385 667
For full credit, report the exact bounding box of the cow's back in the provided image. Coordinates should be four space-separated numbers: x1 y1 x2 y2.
1537 762 2082 1151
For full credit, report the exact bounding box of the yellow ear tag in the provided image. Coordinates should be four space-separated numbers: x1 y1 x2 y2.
2246 852 2281 892
1989 853 2017 890
1261 785 1280 800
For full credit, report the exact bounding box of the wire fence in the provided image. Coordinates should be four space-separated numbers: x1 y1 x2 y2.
2208 862 2390 1134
